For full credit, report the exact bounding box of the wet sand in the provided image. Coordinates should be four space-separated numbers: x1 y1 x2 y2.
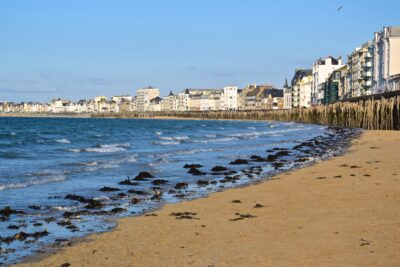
17 131 400 267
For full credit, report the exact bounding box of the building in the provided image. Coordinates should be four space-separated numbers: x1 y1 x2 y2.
149 96 162 112
161 91 178 111
373 26 400 93
238 84 284 110
50 99 71 113
136 86 160 112
347 41 374 97
238 84 273 110
283 79 292 110
221 86 238 110
261 89 284 110
291 69 312 108
111 95 133 103
336 65 352 100
322 69 341 105
177 90 190 111
311 56 343 105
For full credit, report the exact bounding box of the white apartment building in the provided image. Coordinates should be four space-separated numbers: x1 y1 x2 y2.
221 86 238 110
311 56 343 105
136 86 160 112
373 26 400 93
177 90 190 111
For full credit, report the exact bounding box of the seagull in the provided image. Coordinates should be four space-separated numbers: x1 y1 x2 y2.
337 6 343 11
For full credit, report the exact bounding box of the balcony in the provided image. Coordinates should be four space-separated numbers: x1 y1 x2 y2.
364 62 372 67
363 71 372 77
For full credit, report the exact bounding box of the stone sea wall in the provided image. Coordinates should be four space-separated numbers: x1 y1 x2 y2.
94 96 400 130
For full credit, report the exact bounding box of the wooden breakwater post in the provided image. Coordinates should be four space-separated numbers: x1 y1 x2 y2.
92 95 400 130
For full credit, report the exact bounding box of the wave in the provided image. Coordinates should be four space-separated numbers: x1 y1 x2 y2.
0 175 66 191
152 140 180 145
159 135 189 141
155 131 162 135
56 138 71 144
83 163 120 172
193 137 239 143
68 143 130 153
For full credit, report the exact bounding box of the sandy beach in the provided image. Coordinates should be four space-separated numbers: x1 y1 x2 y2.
16 130 400 267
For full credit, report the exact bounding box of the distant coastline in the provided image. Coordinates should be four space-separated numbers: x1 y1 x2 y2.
0 112 92 118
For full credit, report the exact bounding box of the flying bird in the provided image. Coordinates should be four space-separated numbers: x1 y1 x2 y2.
337 6 343 11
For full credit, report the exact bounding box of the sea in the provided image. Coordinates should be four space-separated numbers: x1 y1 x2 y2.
0 117 357 264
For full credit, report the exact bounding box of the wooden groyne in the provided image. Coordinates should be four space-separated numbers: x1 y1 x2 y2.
93 96 400 130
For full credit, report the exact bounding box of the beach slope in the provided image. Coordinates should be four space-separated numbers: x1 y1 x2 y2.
18 131 400 267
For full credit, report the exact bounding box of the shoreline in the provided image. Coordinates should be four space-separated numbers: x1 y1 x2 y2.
15 130 400 267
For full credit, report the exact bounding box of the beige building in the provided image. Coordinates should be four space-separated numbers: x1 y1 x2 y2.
238 84 284 110
373 26 400 93
291 69 312 108
136 86 160 112
336 65 352 100
347 41 374 97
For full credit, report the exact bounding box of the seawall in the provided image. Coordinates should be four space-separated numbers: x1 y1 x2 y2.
94 96 400 130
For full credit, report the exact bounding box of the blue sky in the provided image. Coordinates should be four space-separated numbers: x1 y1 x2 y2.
0 0 399 102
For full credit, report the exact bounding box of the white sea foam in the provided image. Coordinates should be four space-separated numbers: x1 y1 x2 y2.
56 138 71 144
0 176 66 191
68 143 130 153
52 206 73 211
205 134 217 138
155 131 163 135
85 147 126 153
160 136 189 141
152 140 180 145
125 155 137 162
193 137 238 143
68 148 83 153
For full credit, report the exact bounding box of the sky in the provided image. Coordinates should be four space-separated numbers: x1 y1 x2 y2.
0 0 399 102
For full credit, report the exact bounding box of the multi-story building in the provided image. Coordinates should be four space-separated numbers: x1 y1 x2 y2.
283 79 292 110
238 84 273 110
161 91 178 111
261 89 284 110
136 86 160 112
322 69 342 105
311 56 343 105
291 69 312 108
373 26 400 93
221 86 238 110
177 90 190 111
50 99 71 113
238 84 284 110
336 65 352 100
347 41 374 97
149 96 162 112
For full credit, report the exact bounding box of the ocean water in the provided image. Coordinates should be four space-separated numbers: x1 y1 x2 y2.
0 117 353 264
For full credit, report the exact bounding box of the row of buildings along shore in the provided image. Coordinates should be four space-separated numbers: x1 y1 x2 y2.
1 26 399 114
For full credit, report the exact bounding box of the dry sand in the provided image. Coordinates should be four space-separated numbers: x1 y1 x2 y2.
17 131 400 267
